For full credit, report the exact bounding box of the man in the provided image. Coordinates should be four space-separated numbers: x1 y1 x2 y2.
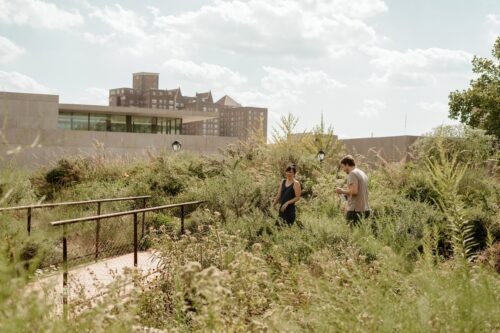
335 155 370 225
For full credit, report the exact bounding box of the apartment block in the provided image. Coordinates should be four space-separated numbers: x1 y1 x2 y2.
110 73 267 141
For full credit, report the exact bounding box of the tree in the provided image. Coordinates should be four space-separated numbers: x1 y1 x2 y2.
448 36 500 140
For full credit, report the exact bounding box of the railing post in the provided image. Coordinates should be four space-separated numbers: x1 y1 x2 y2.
27 207 32 235
141 197 146 239
133 213 138 267
95 202 101 260
62 224 68 319
181 205 185 235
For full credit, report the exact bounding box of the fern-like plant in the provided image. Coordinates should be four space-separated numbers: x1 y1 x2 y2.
424 141 478 261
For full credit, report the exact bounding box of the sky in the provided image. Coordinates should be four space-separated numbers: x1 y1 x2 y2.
0 0 499 139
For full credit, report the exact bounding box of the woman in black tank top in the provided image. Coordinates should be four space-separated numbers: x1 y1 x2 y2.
273 164 301 226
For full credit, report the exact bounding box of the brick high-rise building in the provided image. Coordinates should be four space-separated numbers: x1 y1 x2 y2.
109 73 267 140
216 95 267 141
181 91 220 137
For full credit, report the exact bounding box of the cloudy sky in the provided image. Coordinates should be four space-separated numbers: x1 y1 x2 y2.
0 0 499 138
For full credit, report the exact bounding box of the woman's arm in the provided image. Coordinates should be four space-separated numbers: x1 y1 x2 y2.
280 181 301 211
272 181 283 206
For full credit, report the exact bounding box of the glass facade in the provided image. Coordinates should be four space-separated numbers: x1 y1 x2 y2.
58 112 182 135
132 116 154 133
89 114 107 132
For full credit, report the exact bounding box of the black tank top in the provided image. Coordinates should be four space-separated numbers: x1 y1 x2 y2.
280 179 297 206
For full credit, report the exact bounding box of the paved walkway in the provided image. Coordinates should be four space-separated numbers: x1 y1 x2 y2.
33 251 161 312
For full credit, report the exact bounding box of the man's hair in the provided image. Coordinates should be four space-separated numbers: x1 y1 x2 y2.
340 155 355 167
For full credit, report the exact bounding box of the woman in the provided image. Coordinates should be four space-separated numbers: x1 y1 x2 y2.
273 164 301 226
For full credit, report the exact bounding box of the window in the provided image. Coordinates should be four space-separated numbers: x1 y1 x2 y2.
108 115 126 132
131 116 154 133
72 113 89 130
58 111 72 129
89 114 107 131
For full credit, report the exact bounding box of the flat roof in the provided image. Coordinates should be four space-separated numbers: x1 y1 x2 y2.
59 104 217 124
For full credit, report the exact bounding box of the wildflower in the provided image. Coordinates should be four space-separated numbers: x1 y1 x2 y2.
252 243 262 251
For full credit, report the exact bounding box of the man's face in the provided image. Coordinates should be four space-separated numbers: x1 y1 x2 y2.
340 163 350 174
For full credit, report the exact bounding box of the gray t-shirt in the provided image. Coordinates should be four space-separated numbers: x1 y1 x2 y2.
347 168 370 212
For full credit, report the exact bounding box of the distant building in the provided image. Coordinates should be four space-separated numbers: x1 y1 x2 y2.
216 95 267 141
341 135 421 163
110 73 267 141
0 91 236 168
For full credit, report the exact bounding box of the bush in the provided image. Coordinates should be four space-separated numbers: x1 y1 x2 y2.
411 125 497 166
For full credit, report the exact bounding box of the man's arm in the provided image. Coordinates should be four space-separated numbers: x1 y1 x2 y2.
335 174 358 196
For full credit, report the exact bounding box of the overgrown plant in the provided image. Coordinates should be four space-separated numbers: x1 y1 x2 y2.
424 142 478 260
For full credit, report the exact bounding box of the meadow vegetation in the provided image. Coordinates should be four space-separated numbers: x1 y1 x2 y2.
0 122 499 332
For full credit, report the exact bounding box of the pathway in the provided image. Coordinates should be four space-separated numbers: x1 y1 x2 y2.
33 251 161 312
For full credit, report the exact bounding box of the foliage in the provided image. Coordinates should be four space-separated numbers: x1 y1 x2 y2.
411 124 497 167
0 118 499 331
424 147 477 260
448 36 500 139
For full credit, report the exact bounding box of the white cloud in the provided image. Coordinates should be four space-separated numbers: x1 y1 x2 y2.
0 36 24 63
73 87 108 105
0 0 83 30
152 0 384 58
486 14 500 42
261 66 345 94
88 4 146 38
0 71 52 93
224 66 344 123
487 14 500 26
358 99 385 118
365 46 473 87
295 0 388 19
85 4 183 57
83 32 115 45
163 59 247 88
417 102 448 114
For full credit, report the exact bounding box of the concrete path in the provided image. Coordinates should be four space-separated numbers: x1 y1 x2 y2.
33 251 161 312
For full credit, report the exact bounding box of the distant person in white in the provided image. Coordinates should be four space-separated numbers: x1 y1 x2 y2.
335 155 371 226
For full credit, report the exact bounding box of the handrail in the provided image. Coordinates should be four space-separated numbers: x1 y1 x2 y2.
0 195 151 212
0 195 151 235
51 199 205 317
50 200 205 226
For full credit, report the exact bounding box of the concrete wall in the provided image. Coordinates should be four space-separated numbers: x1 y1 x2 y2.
0 128 236 168
0 91 237 168
0 91 59 130
340 136 420 163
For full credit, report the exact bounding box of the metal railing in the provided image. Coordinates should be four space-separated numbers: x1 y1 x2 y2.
0 195 151 235
49 200 205 316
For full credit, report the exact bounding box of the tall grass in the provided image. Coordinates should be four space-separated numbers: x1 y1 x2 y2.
0 123 498 331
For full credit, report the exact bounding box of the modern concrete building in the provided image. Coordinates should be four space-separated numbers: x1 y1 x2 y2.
110 73 267 141
341 135 421 163
0 91 238 168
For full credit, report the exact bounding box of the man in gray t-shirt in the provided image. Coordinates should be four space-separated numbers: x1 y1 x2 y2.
335 155 370 225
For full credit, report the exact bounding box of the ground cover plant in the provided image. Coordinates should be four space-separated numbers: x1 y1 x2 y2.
0 123 499 332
